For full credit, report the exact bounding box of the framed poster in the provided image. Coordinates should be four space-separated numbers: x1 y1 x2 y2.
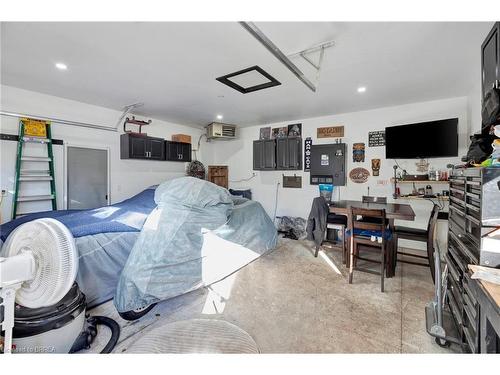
287 123 302 137
317 126 344 138
368 131 385 147
272 127 288 139
259 127 271 140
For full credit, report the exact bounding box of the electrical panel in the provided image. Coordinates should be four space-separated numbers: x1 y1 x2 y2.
310 143 346 186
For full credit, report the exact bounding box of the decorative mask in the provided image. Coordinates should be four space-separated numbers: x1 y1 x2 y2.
352 143 365 162
371 158 381 176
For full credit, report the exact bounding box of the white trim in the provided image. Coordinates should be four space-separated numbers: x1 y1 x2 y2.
63 143 111 209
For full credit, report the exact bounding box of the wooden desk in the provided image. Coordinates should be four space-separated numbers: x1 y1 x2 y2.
329 200 416 277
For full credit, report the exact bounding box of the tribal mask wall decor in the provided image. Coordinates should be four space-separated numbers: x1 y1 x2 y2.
371 158 381 176
352 143 365 162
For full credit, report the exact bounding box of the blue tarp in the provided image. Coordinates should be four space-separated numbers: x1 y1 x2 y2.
114 177 277 312
0 188 156 242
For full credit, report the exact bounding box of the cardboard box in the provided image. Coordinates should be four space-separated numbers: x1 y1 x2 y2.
171 134 192 144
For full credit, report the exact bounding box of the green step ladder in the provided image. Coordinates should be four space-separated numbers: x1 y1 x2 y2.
12 118 57 219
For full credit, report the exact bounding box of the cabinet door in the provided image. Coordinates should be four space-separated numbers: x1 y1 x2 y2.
148 138 165 160
179 143 192 162
130 136 147 158
208 166 228 188
288 138 302 170
276 138 289 170
262 140 276 170
482 23 499 99
166 141 178 161
253 141 263 170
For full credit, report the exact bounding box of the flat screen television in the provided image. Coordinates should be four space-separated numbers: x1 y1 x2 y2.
385 118 458 159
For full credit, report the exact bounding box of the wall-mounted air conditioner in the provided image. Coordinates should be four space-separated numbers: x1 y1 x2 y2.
206 122 237 140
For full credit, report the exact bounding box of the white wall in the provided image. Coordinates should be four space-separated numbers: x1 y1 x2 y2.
212 96 471 250
0 85 214 223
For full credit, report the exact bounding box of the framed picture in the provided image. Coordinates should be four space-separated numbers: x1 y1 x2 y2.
259 126 271 140
272 127 288 139
287 123 302 137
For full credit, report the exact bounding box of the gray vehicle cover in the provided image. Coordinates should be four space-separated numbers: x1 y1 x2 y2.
114 177 277 312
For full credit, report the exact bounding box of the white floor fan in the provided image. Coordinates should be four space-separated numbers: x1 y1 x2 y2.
0 218 78 354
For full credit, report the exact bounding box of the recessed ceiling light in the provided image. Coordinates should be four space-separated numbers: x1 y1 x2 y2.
55 62 68 70
216 115 223 120
357 86 366 93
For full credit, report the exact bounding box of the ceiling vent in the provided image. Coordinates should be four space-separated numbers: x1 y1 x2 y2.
216 65 281 94
207 122 237 140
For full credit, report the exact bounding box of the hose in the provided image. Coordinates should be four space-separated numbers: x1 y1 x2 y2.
92 316 120 353
70 315 120 354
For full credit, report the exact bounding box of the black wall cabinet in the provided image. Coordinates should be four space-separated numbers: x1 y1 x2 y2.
481 22 500 100
121 134 165 160
253 138 302 171
276 137 302 170
253 140 276 170
166 141 192 162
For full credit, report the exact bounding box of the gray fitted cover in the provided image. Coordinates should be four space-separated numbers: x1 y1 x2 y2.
114 177 277 312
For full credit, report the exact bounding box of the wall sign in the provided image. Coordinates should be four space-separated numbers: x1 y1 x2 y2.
304 137 312 172
349 168 370 184
368 131 385 147
317 126 344 138
352 143 365 162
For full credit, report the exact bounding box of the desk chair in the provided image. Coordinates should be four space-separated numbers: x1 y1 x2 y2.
394 204 440 282
360 196 388 225
348 207 391 292
362 196 387 204
321 213 348 263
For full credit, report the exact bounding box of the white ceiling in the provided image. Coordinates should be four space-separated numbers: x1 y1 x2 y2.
0 22 493 127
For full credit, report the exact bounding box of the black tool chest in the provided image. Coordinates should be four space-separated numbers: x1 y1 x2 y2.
446 167 500 352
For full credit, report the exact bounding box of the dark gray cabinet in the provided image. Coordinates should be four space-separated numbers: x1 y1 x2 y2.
253 138 302 171
481 22 500 100
121 133 165 160
276 137 302 170
253 140 276 170
166 141 191 162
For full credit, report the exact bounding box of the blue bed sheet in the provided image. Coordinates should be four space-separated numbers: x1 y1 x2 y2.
0 188 156 242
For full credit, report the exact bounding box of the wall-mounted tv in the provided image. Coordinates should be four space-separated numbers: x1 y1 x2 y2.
385 118 458 159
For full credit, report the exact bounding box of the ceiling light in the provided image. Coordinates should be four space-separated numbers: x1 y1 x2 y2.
357 86 366 93
55 62 67 70
216 115 223 120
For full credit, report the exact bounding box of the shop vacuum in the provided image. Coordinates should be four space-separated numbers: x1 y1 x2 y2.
0 218 120 354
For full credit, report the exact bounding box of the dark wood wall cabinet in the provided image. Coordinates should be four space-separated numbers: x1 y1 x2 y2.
253 137 302 171
120 133 191 162
120 133 166 160
481 22 500 100
208 166 228 188
166 141 192 162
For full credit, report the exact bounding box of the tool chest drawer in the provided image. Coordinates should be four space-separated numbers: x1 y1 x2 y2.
445 167 500 353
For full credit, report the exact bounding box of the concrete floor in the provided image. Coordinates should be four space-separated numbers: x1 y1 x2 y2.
87 238 459 353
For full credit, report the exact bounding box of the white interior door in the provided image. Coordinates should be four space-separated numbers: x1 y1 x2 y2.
67 146 109 209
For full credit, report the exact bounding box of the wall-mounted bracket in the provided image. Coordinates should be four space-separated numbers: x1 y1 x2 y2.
288 40 334 86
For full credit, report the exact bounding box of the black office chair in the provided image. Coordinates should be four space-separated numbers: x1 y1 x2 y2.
394 204 440 282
